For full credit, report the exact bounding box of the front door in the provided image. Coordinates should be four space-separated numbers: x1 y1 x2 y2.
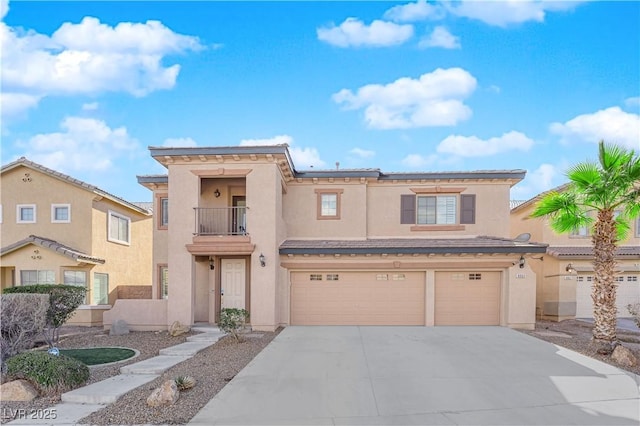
221 259 246 309
232 196 246 235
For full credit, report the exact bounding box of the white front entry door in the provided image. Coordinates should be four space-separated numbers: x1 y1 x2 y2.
221 259 246 309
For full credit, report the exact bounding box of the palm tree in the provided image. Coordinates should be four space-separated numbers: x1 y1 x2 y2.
531 141 640 350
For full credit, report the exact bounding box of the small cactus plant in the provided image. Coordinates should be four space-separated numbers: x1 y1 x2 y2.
174 375 196 391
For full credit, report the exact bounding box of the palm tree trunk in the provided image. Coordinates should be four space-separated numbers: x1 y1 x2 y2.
591 209 618 345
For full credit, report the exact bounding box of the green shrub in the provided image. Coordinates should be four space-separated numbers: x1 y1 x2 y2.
219 308 249 342
1 294 49 364
3 285 86 347
5 351 90 394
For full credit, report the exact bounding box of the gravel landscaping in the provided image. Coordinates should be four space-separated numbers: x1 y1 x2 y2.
1 320 638 425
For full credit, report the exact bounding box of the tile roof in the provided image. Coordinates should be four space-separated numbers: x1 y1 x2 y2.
280 236 547 255
547 246 640 258
1 157 151 215
1 235 106 264
511 183 571 213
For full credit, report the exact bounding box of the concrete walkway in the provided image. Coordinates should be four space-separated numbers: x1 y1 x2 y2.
10 325 225 425
189 326 640 425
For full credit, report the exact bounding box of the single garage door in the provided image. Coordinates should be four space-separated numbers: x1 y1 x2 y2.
435 271 501 325
576 274 640 318
290 271 425 325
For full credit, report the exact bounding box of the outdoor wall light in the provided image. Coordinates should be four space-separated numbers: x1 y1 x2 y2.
259 253 266 267
209 256 215 270
518 255 526 269
214 188 221 198
566 263 576 274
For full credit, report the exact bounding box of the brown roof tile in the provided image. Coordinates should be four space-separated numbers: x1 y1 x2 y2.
547 246 640 258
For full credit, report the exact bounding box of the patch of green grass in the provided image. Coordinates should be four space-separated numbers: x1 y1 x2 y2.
59 348 135 365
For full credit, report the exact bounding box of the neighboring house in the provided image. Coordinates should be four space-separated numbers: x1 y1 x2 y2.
511 186 640 321
0 158 153 326
104 144 547 332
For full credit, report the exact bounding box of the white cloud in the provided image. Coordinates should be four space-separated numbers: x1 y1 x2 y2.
239 135 293 146
1 0 8 21
163 137 197 147
82 102 99 111
0 16 202 117
18 117 139 172
333 67 476 129
549 106 640 150
350 147 376 159
384 0 445 22
448 1 580 28
401 153 438 168
511 163 562 200
418 26 460 49
0 92 41 118
239 134 324 169
625 96 640 107
317 18 413 48
436 131 534 157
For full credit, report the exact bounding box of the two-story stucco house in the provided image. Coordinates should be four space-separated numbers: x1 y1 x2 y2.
511 186 640 321
0 158 153 326
103 144 547 331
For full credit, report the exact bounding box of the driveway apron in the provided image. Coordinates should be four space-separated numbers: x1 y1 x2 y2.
189 326 640 425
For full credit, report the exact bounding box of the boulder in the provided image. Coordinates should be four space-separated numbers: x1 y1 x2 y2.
612 345 637 368
0 379 38 401
169 321 190 337
147 380 179 407
110 319 130 336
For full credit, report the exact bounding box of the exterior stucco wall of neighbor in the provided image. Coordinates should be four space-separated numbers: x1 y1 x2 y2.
1 166 94 252
90 199 152 305
511 198 640 321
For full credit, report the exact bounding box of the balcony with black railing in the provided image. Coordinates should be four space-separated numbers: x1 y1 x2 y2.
194 207 247 236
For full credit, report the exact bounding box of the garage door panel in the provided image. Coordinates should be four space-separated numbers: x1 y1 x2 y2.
576 274 640 318
435 271 501 326
291 272 425 326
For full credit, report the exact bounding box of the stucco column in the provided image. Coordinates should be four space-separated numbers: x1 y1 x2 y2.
167 166 199 327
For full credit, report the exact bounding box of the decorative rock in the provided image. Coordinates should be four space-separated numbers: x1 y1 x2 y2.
169 320 190 337
110 319 130 336
146 379 179 407
612 345 637 368
0 379 38 401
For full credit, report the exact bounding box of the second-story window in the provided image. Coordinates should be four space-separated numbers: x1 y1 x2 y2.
401 193 475 226
570 225 589 237
315 189 343 220
417 195 457 225
17 204 36 223
160 197 169 228
51 204 71 223
108 210 131 245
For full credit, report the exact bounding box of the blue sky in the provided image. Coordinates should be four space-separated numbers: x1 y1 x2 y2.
1 0 639 203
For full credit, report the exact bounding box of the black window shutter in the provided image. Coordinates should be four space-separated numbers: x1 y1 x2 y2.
401 194 416 224
460 194 476 224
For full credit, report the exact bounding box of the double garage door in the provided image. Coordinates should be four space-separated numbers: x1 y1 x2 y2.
290 271 501 326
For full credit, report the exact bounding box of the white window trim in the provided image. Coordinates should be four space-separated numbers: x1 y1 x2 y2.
51 204 71 223
16 204 36 224
108 210 131 245
0 204 3 223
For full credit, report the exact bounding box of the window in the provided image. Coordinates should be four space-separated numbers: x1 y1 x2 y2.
93 273 109 305
570 225 589 237
51 204 71 223
401 193 475 227
392 274 406 281
20 270 54 285
417 196 456 225
64 270 87 303
469 273 482 280
327 274 339 281
160 266 168 299
310 274 323 281
614 276 625 282
315 189 343 220
160 197 169 228
628 276 638 282
376 274 389 281
451 273 465 281
0 204 3 223
17 204 36 223
108 210 130 244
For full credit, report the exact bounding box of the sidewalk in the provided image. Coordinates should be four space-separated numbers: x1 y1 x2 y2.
9 325 225 425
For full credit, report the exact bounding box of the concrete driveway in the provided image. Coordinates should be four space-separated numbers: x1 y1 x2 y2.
189 327 640 425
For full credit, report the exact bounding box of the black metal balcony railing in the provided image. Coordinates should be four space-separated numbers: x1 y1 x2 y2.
194 207 247 236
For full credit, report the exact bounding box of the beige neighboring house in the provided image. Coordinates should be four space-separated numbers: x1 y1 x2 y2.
0 158 153 326
103 144 547 332
511 186 640 321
